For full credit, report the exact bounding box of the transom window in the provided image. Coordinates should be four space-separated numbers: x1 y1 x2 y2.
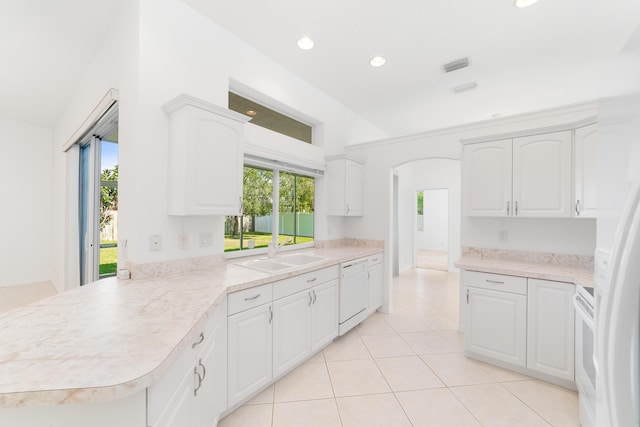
228 92 313 144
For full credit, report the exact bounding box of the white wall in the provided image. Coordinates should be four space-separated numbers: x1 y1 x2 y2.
0 118 53 287
394 163 415 274
417 189 449 251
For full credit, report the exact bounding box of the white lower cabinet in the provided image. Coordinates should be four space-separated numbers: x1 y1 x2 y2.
465 286 527 367
227 303 273 408
227 267 340 410
367 255 383 314
150 299 227 427
464 270 576 384
527 278 575 381
273 279 339 377
311 280 339 352
273 290 312 378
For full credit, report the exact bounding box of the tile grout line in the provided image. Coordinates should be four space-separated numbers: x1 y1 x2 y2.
321 351 345 427
497 381 555 426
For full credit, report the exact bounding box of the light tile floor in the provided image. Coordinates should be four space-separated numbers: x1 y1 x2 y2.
219 268 579 427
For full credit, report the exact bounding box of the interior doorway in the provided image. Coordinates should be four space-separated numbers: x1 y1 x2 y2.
416 188 449 271
391 158 460 276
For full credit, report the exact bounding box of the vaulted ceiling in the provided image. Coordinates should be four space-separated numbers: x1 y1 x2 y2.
2 0 639 138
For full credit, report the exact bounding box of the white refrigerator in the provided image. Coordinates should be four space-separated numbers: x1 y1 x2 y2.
595 24 640 427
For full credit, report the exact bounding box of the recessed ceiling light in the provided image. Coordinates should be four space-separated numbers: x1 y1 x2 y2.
296 36 315 50
514 0 539 8
246 110 257 116
369 56 386 67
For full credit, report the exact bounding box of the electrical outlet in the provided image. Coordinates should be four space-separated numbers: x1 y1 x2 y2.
178 233 189 250
498 230 508 243
199 232 213 247
150 234 162 252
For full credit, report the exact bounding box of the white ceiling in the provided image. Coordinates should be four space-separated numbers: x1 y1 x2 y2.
2 0 639 137
185 0 640 137
0 0 126 127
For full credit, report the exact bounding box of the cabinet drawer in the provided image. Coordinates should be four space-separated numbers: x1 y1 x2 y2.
368 253 382 266
228 283 273 315
273 266 339 300
465 270 527 295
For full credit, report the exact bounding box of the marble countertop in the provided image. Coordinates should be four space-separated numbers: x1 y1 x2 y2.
0 245 383 408
455 256 594 287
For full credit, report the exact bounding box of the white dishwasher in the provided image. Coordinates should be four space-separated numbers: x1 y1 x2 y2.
338 259 369 336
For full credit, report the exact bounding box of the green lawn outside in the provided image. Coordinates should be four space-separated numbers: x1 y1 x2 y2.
100 241 117 275
224 233 313 252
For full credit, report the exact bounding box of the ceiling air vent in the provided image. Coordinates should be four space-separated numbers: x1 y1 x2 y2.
442 57 470 73
452 82 478 94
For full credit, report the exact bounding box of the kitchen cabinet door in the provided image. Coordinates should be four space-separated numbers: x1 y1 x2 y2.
574 123 598 218
463 139 512 216
273 290 312 378
152 362 194 427
465 286 527 367
512 131 572 217
326 157 364 216
311 279 339 352
227 303 273 408
367 259 383 315
527 279 575 381
193 300 227 426
163 94 250 216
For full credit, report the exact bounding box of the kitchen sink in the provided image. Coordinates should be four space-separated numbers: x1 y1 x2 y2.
277 253 327 266
240 253 327 273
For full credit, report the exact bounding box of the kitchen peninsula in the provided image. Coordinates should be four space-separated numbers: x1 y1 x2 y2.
0 240 383 427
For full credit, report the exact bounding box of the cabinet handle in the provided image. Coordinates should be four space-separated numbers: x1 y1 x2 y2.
192 332 205 349
575 200 581 216
515 201 518 216
198 358 206 382
486 279 504 285
308 291 313 306
244 294 261 301
306 277 317 283
268 305 273 324
346 204 350 214
193 366 203 396
466 289 469 304
312 290 317 304
507 201 510 216
368 272 371 280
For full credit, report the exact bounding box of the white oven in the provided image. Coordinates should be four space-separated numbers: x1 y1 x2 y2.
574 284 596 427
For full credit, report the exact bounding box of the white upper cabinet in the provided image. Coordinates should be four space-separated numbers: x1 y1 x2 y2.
463 130 572 217
326 156 364 216
512 131 572 217
163 94 251 216
463 139 512 216
574 123 598 218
